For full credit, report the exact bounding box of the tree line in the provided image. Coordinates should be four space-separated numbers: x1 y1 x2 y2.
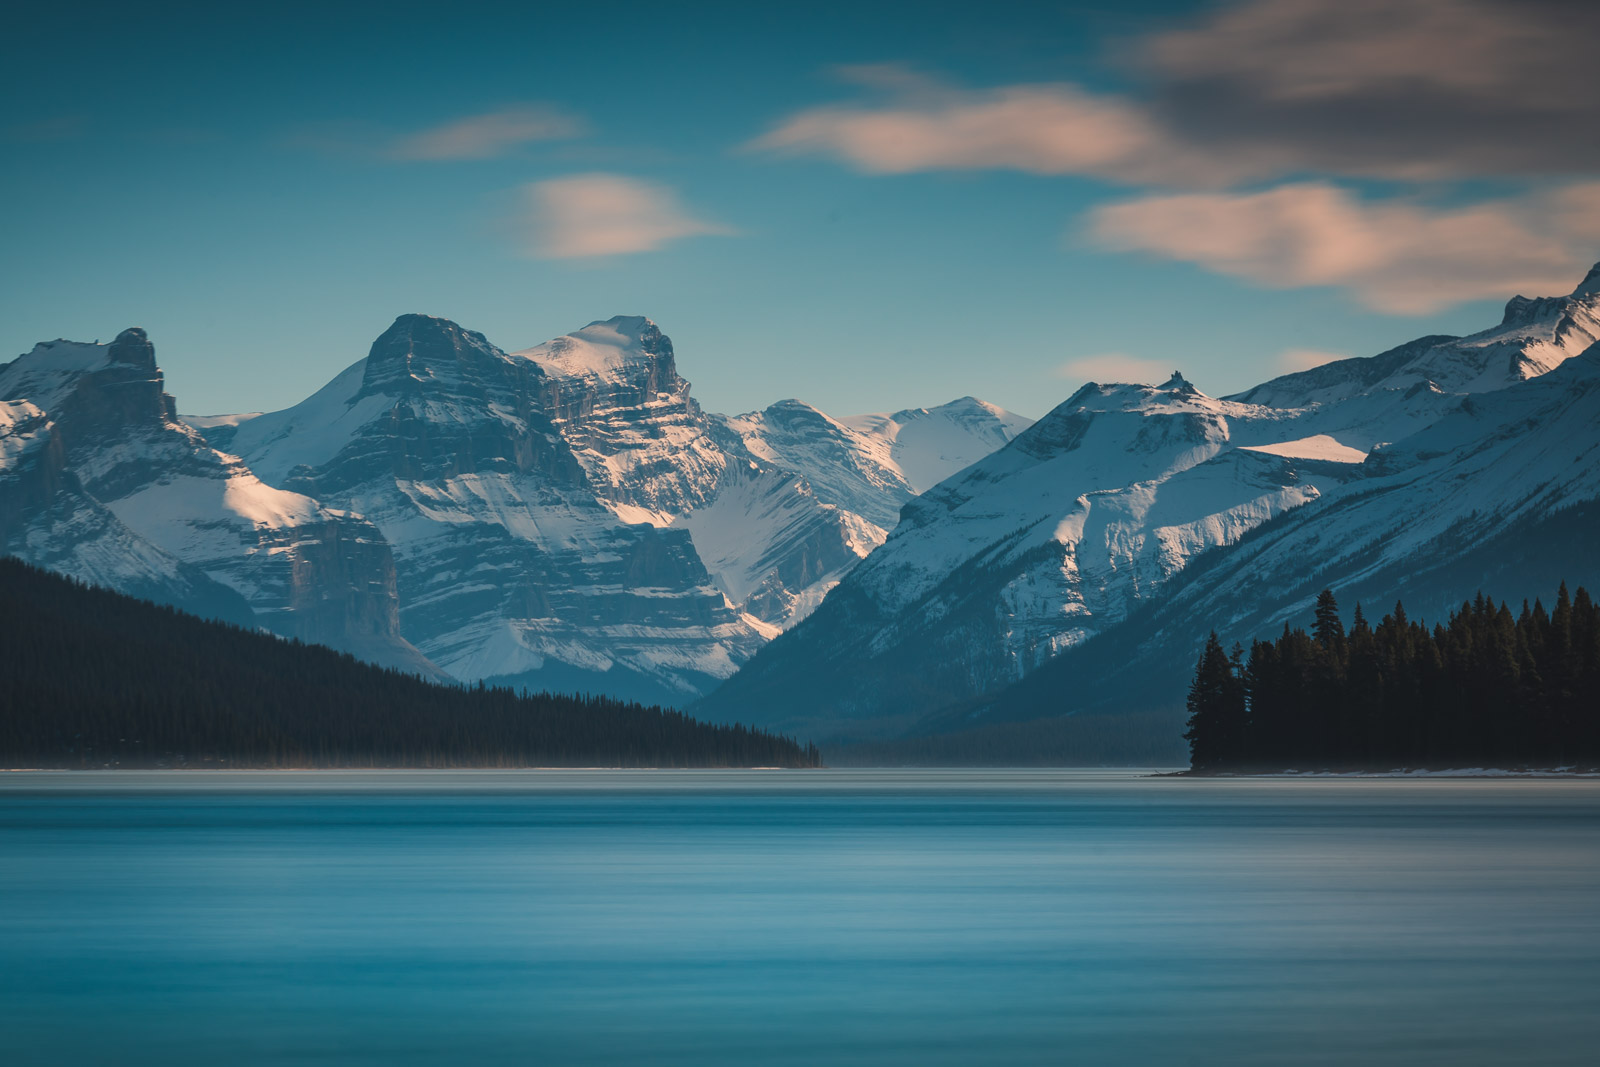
0 558 820 769
1185 584 1600 772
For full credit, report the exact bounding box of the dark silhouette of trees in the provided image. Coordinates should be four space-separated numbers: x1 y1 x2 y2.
1183 633 1247 772
0 558 820 769
1184 585 1600 772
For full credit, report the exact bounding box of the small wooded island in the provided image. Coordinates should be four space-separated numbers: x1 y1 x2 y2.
0 559 819 769
1184 585 1600 774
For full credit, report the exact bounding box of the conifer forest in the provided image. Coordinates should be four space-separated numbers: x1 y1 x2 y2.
1184 585 1600 772
0 559 819 769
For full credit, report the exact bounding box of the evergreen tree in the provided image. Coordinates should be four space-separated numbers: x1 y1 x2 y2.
1184 632 1248 771
0 559 821 769
1183 583 1600 773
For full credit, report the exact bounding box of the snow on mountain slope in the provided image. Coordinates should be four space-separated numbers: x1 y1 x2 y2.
856 375 1310 617
1234 266 1600 411
694 264 1600 741
0 330 426 669
506 317 876 630
694 373 1349 739
986 337 1600 737
0 396 249 621
509 316 1031 629
839 397 1035 496
671 461 885 629
716 397 1034 530
514 316 727 525
230 314 766 703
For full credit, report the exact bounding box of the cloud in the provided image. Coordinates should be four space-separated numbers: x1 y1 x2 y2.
1055 353 1174 385
1088 182 1600 314
747 3 1600 313
749 67 1271 188
390 105 582 161
521 174 735 259
1143 0 1600 179
1278 349 1347 373
753 2 1600 185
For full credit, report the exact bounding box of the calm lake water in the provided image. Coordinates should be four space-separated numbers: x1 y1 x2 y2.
3 769 1599 1065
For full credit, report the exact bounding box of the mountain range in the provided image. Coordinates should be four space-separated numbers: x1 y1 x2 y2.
693 264 1600 749
1 313 1028 705
5 264 1598 758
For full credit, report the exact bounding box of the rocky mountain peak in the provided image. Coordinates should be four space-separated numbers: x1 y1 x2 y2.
1161 370 1198 395
361 313 509 397
1575 262 1600 299
107 327 155 368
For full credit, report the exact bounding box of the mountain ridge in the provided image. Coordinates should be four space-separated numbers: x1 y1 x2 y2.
693 263 1600 744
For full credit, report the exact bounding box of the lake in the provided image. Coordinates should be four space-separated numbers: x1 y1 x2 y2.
3 769 1598 1065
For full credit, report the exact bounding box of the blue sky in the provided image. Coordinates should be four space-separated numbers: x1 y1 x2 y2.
4 0 1597 419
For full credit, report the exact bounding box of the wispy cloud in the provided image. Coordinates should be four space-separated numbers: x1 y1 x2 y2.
1144 0 1600 179
748 1 1600 314
1088 182 1600 314
1055 353 1174 386
391 104 582 161
748 66 1270 188
753 2 1600 187
520 174 735 259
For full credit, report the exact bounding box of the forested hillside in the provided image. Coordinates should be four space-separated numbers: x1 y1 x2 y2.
0 558 818 769
1184 586 1600 772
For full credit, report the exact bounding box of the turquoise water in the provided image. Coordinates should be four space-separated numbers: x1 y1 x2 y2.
3 770 1599 1065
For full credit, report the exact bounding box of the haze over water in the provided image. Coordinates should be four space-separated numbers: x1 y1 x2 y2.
3 770 1598 1065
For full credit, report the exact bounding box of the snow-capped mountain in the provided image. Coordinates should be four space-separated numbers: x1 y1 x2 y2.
988 332 1600 740
695 263 1600 742
509 317 1033 628
0 329 428 672
211 312 1029 701
716 396 1032 529
218 314 760 704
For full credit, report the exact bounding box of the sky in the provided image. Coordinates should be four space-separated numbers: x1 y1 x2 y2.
3 0 1598 420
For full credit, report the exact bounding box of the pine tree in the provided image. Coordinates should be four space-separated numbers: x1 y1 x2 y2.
1184 632 1248 771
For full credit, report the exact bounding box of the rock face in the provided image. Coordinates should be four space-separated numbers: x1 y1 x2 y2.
695 264 1600 743
0 330 428 672
3 310 1028 704
224 315 754 703
514 318 1034 629
989 336 1600 736
218 312 1032 700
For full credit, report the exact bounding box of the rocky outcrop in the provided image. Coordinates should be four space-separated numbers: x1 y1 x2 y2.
228 315 764 703
0 330 428 673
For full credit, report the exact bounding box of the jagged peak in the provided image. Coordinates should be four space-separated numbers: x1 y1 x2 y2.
1161 370 1199 395
2 329 169 414
1501 262 1600 324
1575 262 1600 298
517 315 677 381
108 327 155 368
579 314 659 338
360 314 507 394
376 313 494 346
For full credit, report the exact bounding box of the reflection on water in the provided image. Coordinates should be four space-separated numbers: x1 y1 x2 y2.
3 770 1599 1065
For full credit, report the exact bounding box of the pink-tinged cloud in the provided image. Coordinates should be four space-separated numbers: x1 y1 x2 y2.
748 70 1279 188
522 174 734 259
1143 0 1600 178
1055 353 1175 385
391 105 582 161
1088 182 1600 314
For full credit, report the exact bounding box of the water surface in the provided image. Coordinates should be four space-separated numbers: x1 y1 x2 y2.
3 769 1598 1065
